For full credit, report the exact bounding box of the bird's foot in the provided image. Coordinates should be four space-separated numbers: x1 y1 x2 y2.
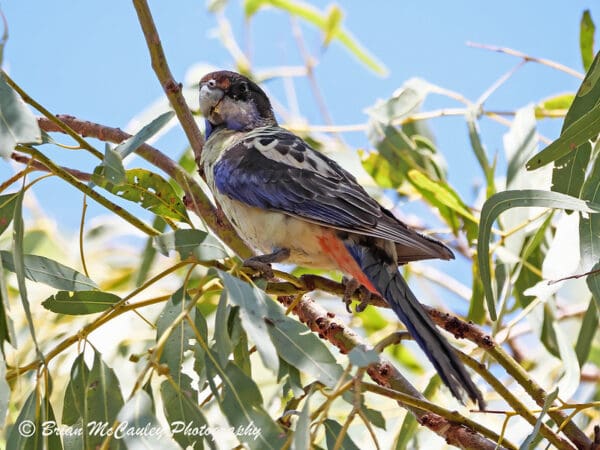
342 277 372 313
243 248 290 281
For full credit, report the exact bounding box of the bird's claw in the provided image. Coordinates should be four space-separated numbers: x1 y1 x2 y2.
342 277 372 313
243 248 290 281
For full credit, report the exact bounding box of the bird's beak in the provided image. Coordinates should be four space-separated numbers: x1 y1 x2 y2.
199 83 224 118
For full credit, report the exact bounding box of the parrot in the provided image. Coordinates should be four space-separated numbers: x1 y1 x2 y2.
198 70 483 407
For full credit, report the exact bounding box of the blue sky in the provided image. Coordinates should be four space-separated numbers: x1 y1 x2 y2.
1 0 599 232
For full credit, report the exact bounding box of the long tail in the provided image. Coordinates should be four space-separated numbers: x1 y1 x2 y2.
342 241 485 408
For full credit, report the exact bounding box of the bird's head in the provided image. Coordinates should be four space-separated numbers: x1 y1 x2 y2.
199 70 276 137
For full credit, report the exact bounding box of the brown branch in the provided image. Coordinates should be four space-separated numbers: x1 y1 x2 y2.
37 115 252 258
277 294 509 450
10 152 92 181
131 0 205 165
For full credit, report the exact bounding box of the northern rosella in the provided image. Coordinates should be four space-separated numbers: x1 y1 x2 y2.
198 70 483 407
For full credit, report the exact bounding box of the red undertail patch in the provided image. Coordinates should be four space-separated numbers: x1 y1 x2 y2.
317 232 378 294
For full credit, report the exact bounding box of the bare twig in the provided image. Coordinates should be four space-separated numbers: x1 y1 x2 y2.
132 0 205 164
467 42 585 80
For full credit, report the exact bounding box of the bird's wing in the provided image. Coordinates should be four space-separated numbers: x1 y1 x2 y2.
213 126 451 261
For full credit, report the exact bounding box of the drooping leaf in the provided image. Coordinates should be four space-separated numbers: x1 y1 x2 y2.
214 291 234 367
93 168 190 224
0 73 42 158
154 229 228 261
293 392 311 450
468 263 486 324
575 299 599 366
136 215 167 286
323 4 343 47
42 290 120 315
579 153 600 312
323 419 360 450
117 390 180 450
580 10 596 72
265 312 344 388
0 192 18 236
0 352 9 430
478 189 600 320
156 287 196 378
7 390 62 450
0 251 98 291
216 270 280 372
466 108 495 196
161 374 214 450
0 252 16 347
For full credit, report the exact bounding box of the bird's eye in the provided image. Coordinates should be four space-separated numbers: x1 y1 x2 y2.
207 79 217 88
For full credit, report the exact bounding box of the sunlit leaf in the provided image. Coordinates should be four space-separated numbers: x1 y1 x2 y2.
93 168 190 224
1 251 98 291
466 107 494 196
42 290 120 315
468 264 486 324
478 189 600 320
535 93 574 118
154 229 228 261
323 4 343 47
0 73 42 158
244 0 387 75
580 10 596 72
94 143 126 185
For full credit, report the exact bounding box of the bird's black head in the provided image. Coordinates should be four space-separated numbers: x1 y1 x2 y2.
199 70 276 137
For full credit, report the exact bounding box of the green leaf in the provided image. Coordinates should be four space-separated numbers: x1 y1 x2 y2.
114 111 174 159
293 393 311 450
519 388 559 450
348 345 379 367
154 229 228 261
117 390 180 449
7 389 62 450
467 264 486 324
535 93 574 118
217 270 280 372
366 78 429 125
94 143 126 185
575 299 598 366
323 4 343 47
136 216 167 286
265 312 344 388
63 350 125 449
156 287 196 377
93 168 190 223
580 10 596 72
477 189 600 320
161 374 214 450
466 108 495 196
214 291 234 366
1 251 98 291
0 352 9 431
505 106 539 188
579 153 600 313
526 102 600 170
42 290 120 315
323 419 360 450
0 252 16 347
359 149 404 189
0 73 42 157
244 0 387 76
0 192 18 236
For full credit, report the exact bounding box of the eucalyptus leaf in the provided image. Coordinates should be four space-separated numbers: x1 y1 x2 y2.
154 229 228 261
114 110 174 159
519 388 559 450
580 10 596 72
575 299 599 366
0 73 42 157
42 290 120 315
0 192 18 236
477 189 600 320
1 251 98 291
323 419 360 450
93 168 190 224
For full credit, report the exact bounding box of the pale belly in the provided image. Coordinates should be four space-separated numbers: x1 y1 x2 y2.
217 193 339 270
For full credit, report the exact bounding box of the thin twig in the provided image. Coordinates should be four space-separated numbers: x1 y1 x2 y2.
467 42 585 80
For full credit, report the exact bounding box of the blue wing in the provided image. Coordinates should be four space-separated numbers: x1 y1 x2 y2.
213 126 452 261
